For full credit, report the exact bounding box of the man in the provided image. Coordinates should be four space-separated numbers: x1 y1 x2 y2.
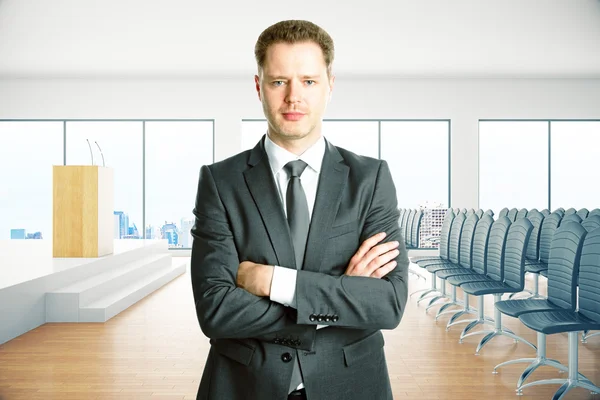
191 20 409 400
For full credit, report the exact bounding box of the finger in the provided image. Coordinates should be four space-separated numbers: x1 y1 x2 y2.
370 260 398 279
364 248 399 276
354 232 387 260
357 241 399 273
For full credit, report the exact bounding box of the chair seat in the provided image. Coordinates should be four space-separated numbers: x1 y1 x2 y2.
436 268 472 279
524 259 548 273
460 280 520 296
540 269 548 277
425 262 460 273
495 299 563 318
416 258 451 268
519 310 600 335
446 273 493 286
411 256 442 263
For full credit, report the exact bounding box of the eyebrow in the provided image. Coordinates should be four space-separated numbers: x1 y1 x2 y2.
266 75 320 80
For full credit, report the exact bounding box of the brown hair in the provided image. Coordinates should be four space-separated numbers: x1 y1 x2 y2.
254 20 335 78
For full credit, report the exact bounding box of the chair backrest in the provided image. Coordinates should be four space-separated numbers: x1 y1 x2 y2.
525 209 545 261
471 214 494 275
466 208 475 216
454 208 461 215
446 212 466 263
461 208 467 214
404 209 415 245
589 208 600 218
411 209 423 248
401 208 411 234
485 216 512 281
564 207 577 215
579 226 600 322
582 215 600 232
437 209 456 258
484 209 494 217
539 212 563 263
475 209 484 218
507 208 519 222
398 208 406 230
540 209 550 217
458 213 479 268
498 207 509 219
577 208 589 219
503 218 533 290
547 222 587 310
515 208 528 220
562 213 582 224
553 209 565 217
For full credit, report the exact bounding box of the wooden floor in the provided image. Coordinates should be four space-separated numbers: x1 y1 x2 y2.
1 264 599 400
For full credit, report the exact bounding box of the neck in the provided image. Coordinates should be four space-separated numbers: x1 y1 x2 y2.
267 132 321 156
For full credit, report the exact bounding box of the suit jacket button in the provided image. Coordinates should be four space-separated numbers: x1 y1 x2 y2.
274 338 281 344
281 353 292 363
294 340 301 346
309 314 316 322
332 315 339 322
324 315 331 322
317 314 324 322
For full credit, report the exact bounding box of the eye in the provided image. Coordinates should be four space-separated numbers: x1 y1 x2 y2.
272 81 284 86
305 80 315 85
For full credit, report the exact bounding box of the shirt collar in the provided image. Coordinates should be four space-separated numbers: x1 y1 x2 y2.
264 133 326 175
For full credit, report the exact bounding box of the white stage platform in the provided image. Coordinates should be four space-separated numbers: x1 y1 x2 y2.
0 239 187 345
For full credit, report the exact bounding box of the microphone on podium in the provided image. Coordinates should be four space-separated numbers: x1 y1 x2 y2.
86 138 94 165
95 141 106 167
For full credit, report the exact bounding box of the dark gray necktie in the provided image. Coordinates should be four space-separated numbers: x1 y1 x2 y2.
283 160 308 394
284 160 310 270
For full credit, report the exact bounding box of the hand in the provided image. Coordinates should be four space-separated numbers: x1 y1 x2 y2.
345 232 400 278
236 261 274 297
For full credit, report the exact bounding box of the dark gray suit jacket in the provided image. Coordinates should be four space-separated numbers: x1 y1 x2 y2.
191 136 409 400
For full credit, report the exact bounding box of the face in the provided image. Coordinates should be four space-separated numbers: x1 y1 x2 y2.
255 41 334 152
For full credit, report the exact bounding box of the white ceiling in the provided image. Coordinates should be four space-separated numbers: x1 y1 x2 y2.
1 0 600 78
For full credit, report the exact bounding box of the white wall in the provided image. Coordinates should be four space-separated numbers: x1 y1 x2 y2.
1 77 599 210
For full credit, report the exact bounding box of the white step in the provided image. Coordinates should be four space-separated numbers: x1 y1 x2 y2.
46 253 172 322
78 258 187 322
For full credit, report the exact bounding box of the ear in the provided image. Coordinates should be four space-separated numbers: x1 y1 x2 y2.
254 75 262 101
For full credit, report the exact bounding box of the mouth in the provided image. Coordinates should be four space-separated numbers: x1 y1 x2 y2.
282 112 305 121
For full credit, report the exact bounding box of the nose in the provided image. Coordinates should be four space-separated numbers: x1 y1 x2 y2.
285 80 302 104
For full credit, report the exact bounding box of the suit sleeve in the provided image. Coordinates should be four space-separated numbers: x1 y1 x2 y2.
294 160 410 330
191 165 303 340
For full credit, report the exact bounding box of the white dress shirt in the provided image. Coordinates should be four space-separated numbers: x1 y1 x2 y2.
265 134 328 331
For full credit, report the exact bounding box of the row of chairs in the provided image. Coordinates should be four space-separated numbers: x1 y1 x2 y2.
408 208 600 398
398 208 423 249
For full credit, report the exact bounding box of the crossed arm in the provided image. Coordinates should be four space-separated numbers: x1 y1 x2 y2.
191 161 409 340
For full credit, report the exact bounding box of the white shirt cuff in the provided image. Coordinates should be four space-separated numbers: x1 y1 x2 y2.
270 266 297 308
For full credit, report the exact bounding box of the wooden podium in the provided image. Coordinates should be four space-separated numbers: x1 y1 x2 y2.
53 166 114 258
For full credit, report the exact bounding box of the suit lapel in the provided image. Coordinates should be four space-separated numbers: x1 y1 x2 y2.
243 136 296 269
303 141 349 273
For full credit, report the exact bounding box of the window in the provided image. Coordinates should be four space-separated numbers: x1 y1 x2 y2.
479 121 548 215
0 121 63 240
145 121 214 248
551 121 600 210
381 121 450 248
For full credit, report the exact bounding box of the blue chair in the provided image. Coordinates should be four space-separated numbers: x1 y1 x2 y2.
564 207 577 216
515 208 528 220
580 215 600 342
398 208 406 233
484 209 494 217
458 218 535 354
498 207 509 219
445 217 513 336
507 208 519 222
523 212 563 299
414 213 466 306
493 222 591 390
404 209 415 248
410 209 454 263
408 209 423 249
424 213 479 314
562 213 582 224
509 209 544 299
438 214 494 330
588 208 600 218
517 225 600 398
577 207 589 219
